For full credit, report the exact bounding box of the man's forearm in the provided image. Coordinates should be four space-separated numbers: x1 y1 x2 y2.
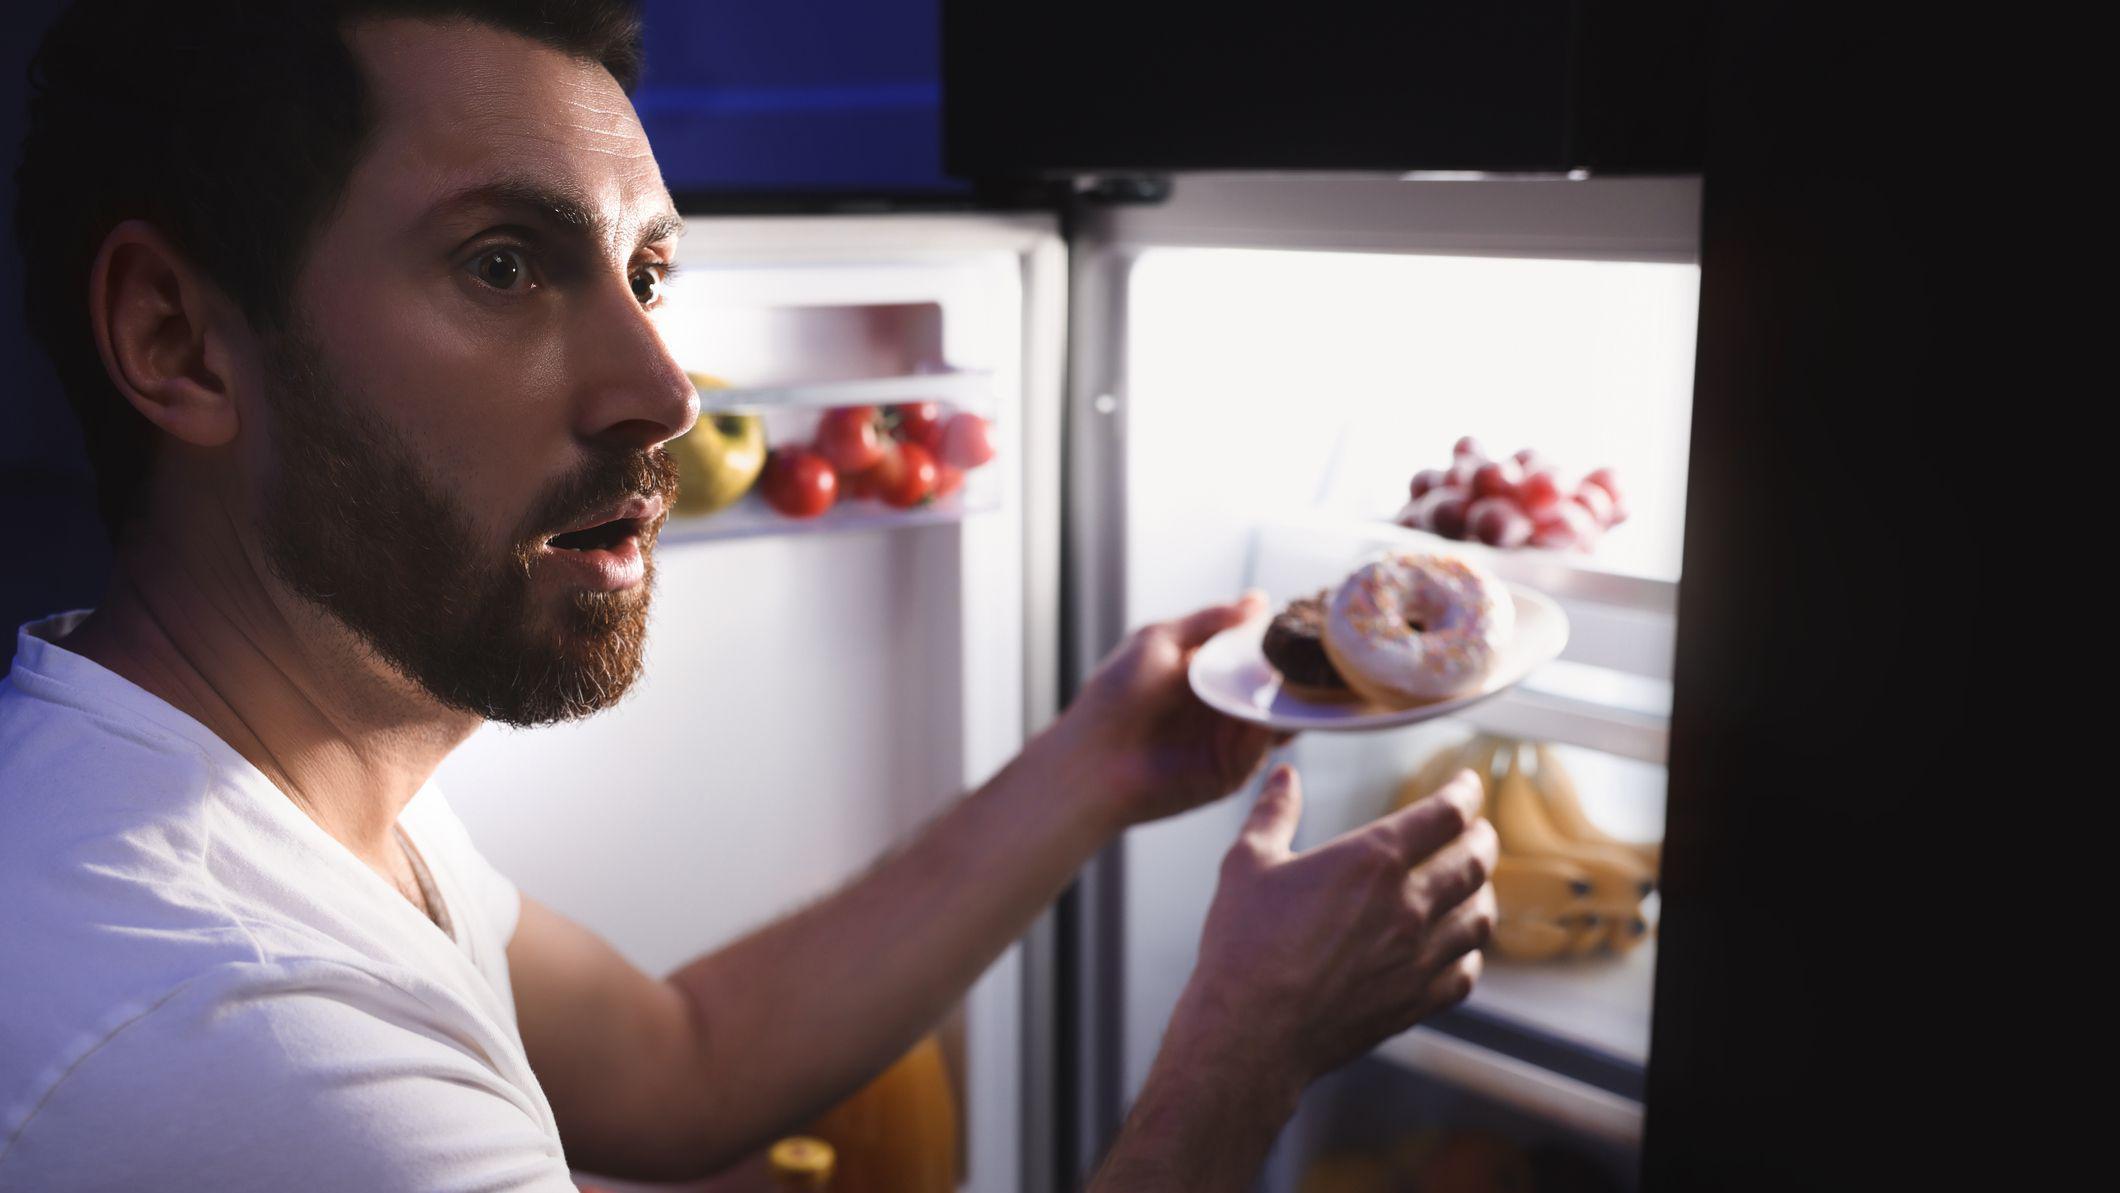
1091 992 1303 1193
665 721 1117 1166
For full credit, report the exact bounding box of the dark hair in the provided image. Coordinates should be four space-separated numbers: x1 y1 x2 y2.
13 0 644 538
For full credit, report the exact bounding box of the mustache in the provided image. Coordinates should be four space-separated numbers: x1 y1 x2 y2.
519 447 680 547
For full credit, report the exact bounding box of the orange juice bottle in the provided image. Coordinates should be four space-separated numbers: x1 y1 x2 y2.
769 1136 835 1191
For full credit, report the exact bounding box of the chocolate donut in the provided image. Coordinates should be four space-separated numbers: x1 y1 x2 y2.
1262 591 1358 702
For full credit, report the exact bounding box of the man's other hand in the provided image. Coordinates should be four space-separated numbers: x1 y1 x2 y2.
1177 764 1498 1089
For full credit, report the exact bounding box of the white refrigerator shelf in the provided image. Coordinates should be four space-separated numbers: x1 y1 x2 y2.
1374 1023 1645 1146
1462 934 1658 1068
1369 925 1655 1146
658 488 1003 547
1454 681 1669 766
696 368 993 412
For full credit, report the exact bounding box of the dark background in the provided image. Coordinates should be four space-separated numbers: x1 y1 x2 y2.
945 0 1709 177
632 0 961 197
1 0 104 657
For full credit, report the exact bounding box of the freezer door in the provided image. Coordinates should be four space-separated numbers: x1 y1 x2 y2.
1058 173 1701 1190
945 1 1709 177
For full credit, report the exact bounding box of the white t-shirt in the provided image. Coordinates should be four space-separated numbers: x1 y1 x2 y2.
0 612 577 1191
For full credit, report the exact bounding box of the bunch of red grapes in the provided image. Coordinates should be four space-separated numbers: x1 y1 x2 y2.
1396 437 1629 552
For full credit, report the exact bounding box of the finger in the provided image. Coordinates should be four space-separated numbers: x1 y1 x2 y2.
1236 764 1304 860
1382 950 1485 1039
1364 767 1484 866
1404 817 1497 924
1411 884 1498 976
1426 950 1484 1012
1167 590 1267 651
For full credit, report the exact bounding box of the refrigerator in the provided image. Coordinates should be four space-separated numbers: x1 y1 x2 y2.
1056 174 1699 1193
428 169 1702 1192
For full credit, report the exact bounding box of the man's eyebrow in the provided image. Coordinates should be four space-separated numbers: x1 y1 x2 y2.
422 180 686 251
638 211 687 248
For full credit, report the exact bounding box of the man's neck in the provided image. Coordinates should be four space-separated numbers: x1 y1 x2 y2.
59 520 480 875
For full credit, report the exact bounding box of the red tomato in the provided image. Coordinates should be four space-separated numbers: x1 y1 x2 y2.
890 402 947 454
1409 468 1450 500
814 407 884 475
1582 466 1623 503
940 413 997 470
931 463 966 501
760 448 838 518
1453 435 1486 460
864 442 905 496
843 465 879 501
875 442 939 508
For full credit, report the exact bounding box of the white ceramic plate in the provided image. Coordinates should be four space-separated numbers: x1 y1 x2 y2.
1188 584 1570 733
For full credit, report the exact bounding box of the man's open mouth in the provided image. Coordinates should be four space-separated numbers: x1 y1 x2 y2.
546 518 640 552
541 495 663 553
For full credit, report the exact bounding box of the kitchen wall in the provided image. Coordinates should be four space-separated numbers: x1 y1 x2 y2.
637 0 958 195
0 0 107 660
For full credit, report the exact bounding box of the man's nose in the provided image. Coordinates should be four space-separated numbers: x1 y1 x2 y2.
568 284 698 452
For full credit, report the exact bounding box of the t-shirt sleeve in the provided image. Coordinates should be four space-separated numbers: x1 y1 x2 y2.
0 965 577 1193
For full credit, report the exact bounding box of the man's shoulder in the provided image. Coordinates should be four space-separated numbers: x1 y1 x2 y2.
0 652 292 926
0 669 236 968
0 663 221 825
0 682 350 1157
0 669 241 987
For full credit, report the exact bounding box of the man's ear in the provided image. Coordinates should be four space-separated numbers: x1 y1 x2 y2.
87 220 245 448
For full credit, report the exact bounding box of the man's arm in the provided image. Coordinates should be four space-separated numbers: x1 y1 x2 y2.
507 596 1281 1181
1092 766 1496 1192
1087 1007 1302 1191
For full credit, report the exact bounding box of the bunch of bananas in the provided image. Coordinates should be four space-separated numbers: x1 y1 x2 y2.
1395 736 1660 962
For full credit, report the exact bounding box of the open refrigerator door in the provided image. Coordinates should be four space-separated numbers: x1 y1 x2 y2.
1062 173 1700 1191
434 212 1066 1192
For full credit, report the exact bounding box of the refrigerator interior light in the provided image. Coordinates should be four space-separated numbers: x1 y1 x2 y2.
1397 169 1594 181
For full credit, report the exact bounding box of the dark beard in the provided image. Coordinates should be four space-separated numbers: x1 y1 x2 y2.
256 323 677 726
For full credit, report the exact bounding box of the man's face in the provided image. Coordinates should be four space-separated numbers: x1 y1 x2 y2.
251 18 696 726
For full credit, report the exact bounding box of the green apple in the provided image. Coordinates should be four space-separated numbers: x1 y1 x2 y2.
670 401 767 517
